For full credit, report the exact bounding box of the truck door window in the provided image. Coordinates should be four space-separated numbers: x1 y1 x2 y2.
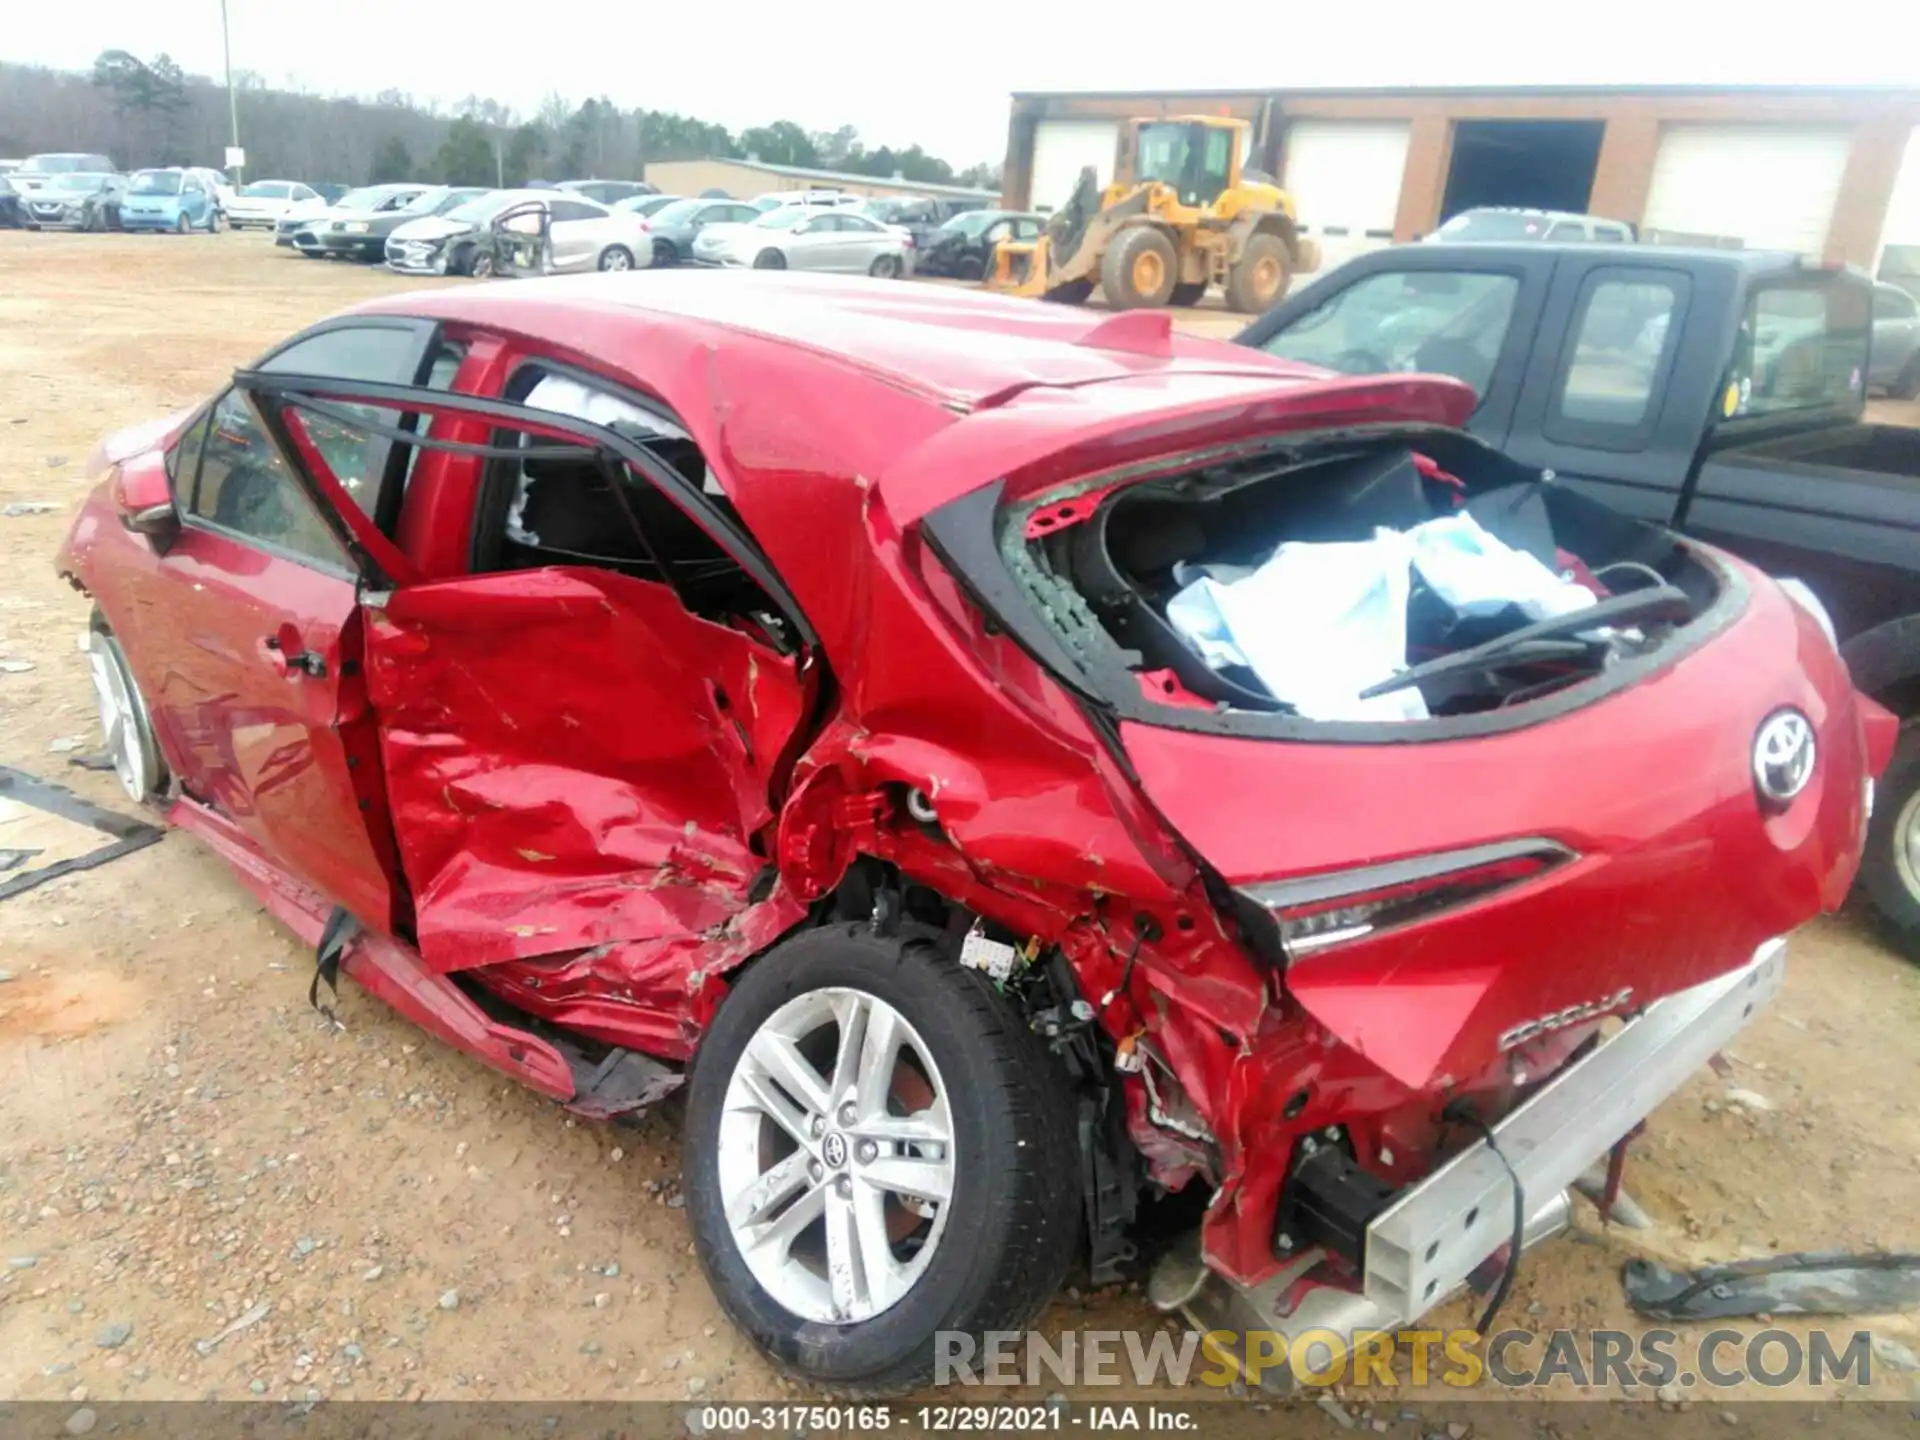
1256 269 1521 400
1729 281 1870 417
1551 277 1686 441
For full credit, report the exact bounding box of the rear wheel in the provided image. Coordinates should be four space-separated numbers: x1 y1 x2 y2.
1862 726 1920 962
175 213 191 235
869 254 903 279
652 238 678 267
1100 226 1178 309
597 244 634 271
1224 232 1291 314
86 615 165 805
1169 280 1207 307
753 248 787 270
1892 355 1920 402
684 925 1080 1392
208 209 225 233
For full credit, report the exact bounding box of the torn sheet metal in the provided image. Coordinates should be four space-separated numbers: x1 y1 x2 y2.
1623 1252 1920 1320
362 566 804 974
0 766 163 902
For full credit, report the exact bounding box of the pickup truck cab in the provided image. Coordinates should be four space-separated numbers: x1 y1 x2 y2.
1240 243 1920 954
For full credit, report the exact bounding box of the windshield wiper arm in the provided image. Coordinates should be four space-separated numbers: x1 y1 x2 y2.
1357 585 1694 700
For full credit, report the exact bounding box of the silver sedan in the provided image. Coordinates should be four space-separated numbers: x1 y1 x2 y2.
692 207 911 276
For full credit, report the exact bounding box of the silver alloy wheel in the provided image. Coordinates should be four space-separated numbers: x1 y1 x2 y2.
85 630 156 803
600 247 632 271
1895 786 1920 903
717 986 955 1325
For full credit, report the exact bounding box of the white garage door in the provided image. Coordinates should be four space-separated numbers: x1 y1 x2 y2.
1029 120 1120 212
1280 120 1412 263
1877 126 1920 284
1642 124 1852 256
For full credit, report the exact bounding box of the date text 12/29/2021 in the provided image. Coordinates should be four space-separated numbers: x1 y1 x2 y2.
698 1405 1197 1432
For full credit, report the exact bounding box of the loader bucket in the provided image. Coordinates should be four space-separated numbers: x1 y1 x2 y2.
986 235 1050 297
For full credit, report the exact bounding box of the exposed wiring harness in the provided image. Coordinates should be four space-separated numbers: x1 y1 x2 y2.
1442 1097 1527 1336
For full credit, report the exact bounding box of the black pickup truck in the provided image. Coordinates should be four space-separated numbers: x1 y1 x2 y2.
1238 243 1920 955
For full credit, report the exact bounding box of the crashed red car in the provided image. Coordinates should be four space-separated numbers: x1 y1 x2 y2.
57 274 1893 1389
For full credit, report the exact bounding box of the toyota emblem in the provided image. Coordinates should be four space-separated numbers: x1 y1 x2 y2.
1752 709 1816 806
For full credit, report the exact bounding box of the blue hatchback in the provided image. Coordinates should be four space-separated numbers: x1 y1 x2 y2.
119 169 222 233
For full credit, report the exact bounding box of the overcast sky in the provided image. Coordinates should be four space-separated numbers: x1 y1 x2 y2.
12 1 1915 167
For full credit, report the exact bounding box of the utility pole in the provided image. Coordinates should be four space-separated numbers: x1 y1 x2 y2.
220 0 242 181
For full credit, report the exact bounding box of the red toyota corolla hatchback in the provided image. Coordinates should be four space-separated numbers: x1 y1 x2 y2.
57 273 1893 1390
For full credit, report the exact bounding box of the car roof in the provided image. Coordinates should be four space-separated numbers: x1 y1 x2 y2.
346 271 1321 413
1408 240 1812 272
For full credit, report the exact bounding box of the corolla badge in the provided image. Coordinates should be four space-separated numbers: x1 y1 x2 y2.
1752 708 1816 806
1498 987 1635 1052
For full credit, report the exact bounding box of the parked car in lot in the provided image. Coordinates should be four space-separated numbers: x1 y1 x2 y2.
750 188 863 213
297 184 486 262
1427 207 1635 243
613 193 683 219
288 183 433 259
635 195 760 267
118 168 224 233
275 190 341 246
0 175 26 229
1871 281 1920 397
914 209 1044 280
692 206 910 275
386 188 650 276
55 273 1890 1393
559 178 656 205
859 194 986 251
190 167 237 215
1243 242 1920 955
23 172 126 231
226 179 325 231
12 151 117 192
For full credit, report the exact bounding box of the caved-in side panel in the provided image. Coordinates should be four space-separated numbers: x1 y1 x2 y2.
364 566 803 972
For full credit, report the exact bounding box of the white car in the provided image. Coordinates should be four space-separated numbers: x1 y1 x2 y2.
274 193 336 246
385 188 654 277
226 179 323 230
750 188 864 213
692 205 911 276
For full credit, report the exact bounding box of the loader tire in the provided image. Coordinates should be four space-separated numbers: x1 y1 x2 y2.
1100 226 1178 310
1225 232 1291 314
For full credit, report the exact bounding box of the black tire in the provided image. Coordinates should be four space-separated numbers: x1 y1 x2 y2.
1861 725 1920 961
1169 280 1207 307
868 254 903 279
1100 226 1178 309
1224 232 1291 314
208 209 225 234
954 256 985 282
1892 354 1920 402
1040 278 1094 305
652 238 678 267
753 248 787 270
684 924 1081 1393
597 244 634 272
175 213 192 236
468 249 496 279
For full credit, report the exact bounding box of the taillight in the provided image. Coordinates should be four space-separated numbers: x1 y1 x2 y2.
638 219 650 231
1239 839 1574 958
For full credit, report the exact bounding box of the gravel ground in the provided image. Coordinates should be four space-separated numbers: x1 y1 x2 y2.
0 231 1916 1432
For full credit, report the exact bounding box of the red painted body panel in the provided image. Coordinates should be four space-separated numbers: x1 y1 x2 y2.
56 276 1884 1299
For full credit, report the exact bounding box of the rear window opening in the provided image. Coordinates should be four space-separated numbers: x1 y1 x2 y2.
1005 431 1723 725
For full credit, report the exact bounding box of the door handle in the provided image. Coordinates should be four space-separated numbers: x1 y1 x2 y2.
260 635 328 679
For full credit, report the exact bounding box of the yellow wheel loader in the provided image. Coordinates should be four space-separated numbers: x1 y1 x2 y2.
988 115 1320 313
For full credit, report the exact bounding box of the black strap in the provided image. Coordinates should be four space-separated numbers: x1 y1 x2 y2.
309 907 359 1022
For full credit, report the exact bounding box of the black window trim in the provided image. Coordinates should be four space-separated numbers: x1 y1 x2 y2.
1541 265 1692 454
232 367 819 652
